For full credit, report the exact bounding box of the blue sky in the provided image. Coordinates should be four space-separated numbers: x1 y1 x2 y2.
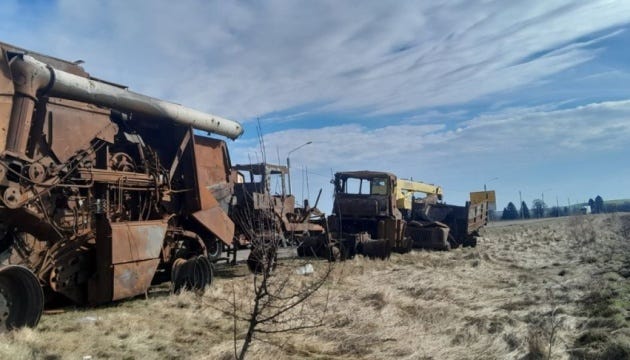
3 0 630 213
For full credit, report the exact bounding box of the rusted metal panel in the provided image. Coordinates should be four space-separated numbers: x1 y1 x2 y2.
189 133 237 245
192 207 235 246
43 100 117 163
285 222 324 233
0 46 15 95
468 201 488 232
0 97 13 153
253 192 273 210
111 259 160 301
192 135 233 211
0 47 14 153
407 222 450 250
109 221 167 264
193 136 231 186
335 197 380 218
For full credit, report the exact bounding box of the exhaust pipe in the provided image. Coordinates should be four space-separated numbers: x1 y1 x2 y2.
7 53 243 156
0 265 44 331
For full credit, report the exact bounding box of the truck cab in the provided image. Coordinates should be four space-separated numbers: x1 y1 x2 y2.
328 171 410 258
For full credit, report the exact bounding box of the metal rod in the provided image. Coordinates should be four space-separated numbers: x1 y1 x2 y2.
286 141 312 195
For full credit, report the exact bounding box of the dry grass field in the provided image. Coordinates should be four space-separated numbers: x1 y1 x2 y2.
1 213 629 359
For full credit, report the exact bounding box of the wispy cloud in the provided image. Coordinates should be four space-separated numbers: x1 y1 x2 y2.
232 99 630 208
4 0 629 121
237 99 630 166
2 1 629 209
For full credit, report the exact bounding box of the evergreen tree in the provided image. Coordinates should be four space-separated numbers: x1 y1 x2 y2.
594 195 604 214
501 202 519 220
588 198 595 211
532 199 546 218
520 201 530 219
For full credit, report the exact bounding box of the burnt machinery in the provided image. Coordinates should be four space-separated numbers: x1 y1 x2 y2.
303 171 487 259
0 41 243 330
230 163 326 271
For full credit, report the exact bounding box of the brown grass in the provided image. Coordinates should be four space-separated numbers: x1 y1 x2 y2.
1 214 629 359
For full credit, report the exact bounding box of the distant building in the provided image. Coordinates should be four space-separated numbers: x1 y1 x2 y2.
580 205 591 214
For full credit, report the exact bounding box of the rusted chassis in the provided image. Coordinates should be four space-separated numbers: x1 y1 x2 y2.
407 200 487 250
304 171 413 260
230 163 327 272
0 42 242 329
298 171 487 260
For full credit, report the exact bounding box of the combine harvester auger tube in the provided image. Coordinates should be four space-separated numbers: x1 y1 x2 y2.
0 265 43 331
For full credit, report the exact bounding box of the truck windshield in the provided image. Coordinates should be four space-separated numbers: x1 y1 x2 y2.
370 178 388 195
340 177 388 195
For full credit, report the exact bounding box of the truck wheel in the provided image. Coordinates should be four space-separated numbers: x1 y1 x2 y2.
447 234 460 250
463 236 478 248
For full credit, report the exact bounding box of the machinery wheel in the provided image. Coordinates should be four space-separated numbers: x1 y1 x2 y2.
172 256 213 293
329 246 341 262
247 246 277 274
197 255 214 287
0 265 44 330
463 236 478 248
446 233 459 250
206 238 223 262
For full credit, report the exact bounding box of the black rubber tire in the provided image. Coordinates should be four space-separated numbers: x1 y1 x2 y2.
463 236 478 248
446 233 459 250
197 255 214 287
0 265 44 329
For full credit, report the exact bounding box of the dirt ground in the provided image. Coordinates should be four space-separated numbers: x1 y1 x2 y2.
1 213 629 359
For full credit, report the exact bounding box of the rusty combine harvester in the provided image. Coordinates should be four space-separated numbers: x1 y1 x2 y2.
230 163 326 271
0 42 243 329
301 171 487 259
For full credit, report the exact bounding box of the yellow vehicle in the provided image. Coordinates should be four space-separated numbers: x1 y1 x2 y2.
307 171 487 259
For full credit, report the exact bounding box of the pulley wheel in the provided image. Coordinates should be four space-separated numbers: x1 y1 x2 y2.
3 187 21 209
27 163 46 183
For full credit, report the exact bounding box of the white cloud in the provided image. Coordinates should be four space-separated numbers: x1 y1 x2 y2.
232 99 630 211
5 0 628 121
3 1 630 210
236 99 630 168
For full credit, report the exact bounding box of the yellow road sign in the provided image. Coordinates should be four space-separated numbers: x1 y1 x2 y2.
470 191 496 210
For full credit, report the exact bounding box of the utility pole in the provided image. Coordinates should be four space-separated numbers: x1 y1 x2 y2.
556 196 559 217
286 141 312 195
484 177 498 221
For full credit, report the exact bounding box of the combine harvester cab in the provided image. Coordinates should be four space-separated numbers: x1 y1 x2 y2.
0 41 243 329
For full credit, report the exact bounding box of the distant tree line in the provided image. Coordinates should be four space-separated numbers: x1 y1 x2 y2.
497 194 630 221
501 201 532 220
587 195 605 214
